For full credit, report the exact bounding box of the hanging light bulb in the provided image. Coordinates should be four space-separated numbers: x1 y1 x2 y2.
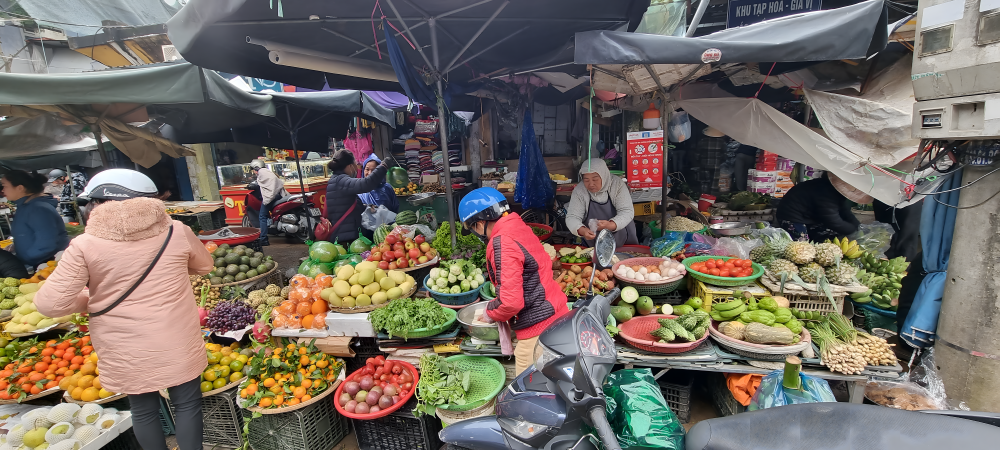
642 103 660 130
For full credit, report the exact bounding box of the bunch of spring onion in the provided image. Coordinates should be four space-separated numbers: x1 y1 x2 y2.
808 315 866 374
827 313 897 366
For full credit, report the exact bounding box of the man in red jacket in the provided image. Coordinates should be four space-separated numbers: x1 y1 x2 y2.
459 188 568 374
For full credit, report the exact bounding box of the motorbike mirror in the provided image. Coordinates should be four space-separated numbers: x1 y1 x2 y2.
594 229 616 267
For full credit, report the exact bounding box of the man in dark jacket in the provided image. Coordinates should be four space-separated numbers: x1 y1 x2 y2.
325 150 388 244
459 187 569 375
776 173 869 241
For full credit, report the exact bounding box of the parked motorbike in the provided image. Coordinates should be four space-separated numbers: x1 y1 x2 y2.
440 229 623 450
685 402 1000 450
241 181 321 242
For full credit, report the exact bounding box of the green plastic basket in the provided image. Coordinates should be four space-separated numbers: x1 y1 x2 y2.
437 355 507 412
397 307 458 339
682 256 764 287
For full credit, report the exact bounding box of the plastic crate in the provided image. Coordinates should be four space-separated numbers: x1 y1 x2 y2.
354 397 442 450
687 278 770 311
656 371 694 423
104 428 141 450
346 337 387 374
165 386 244 447
159 396 175 436
784 293 846 314
247 397 349 450
704 372 745 417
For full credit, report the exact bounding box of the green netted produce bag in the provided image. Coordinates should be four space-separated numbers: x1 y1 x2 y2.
603 369 685 450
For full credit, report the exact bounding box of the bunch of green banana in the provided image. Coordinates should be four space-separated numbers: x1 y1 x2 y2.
859 252 909 275
709 298 747 321
828 237 864 259
851 267 904 311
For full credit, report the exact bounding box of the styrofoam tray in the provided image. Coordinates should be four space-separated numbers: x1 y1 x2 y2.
325 311 376 337
80 411 133 450
271 328 329 338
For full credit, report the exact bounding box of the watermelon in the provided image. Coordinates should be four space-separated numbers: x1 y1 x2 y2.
373 224 393 244
395 210 417 225
388 167 410 188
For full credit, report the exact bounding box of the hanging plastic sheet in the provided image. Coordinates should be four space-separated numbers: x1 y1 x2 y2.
514 109 554 209
603 369 685 450
901 170 961 348
748 369 836 411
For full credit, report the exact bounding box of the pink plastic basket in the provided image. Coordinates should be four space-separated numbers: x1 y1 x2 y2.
618 314 709 354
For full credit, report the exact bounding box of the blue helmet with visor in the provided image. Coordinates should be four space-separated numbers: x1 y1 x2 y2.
458 187 510 232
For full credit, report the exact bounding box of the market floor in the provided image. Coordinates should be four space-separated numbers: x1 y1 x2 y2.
262 239 310 280
165 431 360 450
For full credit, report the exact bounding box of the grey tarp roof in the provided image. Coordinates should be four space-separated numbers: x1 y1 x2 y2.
0 115 104 170
0 0 181 36
574 0 889 65
0 62 276 166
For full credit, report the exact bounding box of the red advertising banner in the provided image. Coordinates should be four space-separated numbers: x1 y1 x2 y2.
626 130 664 188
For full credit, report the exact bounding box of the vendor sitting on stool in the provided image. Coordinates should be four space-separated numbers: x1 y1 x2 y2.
565 158 638 247
776 172 872 241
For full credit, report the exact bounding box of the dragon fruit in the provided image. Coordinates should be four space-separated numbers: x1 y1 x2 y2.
251 309 271 343
198 286 210 327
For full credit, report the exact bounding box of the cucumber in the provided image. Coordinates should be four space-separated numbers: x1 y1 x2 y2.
621 286 640 304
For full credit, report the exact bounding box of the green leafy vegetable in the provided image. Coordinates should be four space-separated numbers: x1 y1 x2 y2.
414 354 470 417
366 297 449 339
432 221 486 268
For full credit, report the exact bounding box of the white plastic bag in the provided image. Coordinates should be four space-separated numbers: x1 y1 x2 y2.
667 111 692 143
361 205 397 231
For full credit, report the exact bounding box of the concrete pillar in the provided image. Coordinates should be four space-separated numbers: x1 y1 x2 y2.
935 166 1000 412
186 143 220 201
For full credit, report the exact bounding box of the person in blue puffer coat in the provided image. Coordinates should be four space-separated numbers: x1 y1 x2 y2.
1 170 69 268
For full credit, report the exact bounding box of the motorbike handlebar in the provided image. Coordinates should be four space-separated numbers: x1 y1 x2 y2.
603 287 621 304
588 405 621 450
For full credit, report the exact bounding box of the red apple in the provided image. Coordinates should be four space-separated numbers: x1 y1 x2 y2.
382 251 394 261
415 235 425 244
385 235 399 245
418 242 431 253
408 248 421 259
426 249 438 259
393 242 405 253
378 261 390 270
418 255 428 264
370 251 381 260
396 257 409 269
388 262 398 270
404 241 416 250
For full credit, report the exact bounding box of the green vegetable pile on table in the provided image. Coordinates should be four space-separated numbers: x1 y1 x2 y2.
428 259 485 294
713 293 803 345
367 297 449 339
432 221 486 268
649 310 710 343
414 353 470 417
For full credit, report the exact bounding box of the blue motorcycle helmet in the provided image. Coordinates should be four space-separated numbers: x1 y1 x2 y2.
458 187 510 238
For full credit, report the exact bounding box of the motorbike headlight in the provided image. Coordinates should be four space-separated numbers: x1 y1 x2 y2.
280 214 298 224
533 341 560 371
508 419 549 440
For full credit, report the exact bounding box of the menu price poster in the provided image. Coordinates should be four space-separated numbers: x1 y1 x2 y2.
626 130 664 188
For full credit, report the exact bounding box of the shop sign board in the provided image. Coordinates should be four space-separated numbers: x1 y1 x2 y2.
626 130 664 189
727 0 822 28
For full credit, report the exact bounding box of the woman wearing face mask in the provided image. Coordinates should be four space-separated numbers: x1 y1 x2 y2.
458 187 568 375
564 158 638 247
2 170 70 268
358 153 399 213
325 149 389 244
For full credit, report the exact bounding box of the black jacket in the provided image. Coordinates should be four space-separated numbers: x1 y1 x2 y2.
775 177 860 237
325 164 388 244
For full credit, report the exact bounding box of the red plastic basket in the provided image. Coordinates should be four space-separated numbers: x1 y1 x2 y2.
618 314 710 354
333 361 419 420
553 244 594 269
526 223 553 241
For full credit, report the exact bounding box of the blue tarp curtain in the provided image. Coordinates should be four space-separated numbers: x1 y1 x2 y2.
381 19 481 109
901 170 962 348
514 109 554 209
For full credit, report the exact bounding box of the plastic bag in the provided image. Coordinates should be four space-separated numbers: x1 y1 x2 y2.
851 222 895 258
710 237 761 259
603 368 685 450
650 232 714 259
390 224 437 242
362 205 397 231
514 109 555 209
747 369 836 411
667 111 691 143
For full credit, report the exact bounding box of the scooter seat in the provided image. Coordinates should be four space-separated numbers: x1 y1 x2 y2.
686 403 1000 450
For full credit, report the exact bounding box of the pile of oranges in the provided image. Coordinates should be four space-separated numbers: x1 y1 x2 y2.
201 342 249 392
239 341 342 410
271 274 330 330
0 335 111 401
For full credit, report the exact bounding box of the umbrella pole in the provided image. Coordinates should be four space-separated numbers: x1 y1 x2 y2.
286 108 313 239
430 18 458 250
92 126 109 168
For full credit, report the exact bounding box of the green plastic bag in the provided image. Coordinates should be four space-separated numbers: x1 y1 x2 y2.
603 369 685 450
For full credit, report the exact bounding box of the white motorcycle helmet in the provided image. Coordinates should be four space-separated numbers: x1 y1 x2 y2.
79 169 158 201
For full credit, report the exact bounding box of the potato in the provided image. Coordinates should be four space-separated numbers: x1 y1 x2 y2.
570 265 583 274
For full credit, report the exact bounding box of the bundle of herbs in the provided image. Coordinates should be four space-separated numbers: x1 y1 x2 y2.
367 297 449 339
432 221 486 267
413 353 470 417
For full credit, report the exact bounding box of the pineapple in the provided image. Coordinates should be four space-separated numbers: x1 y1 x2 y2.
749 245 773 265
799 262 825 284
825 263 858 285
783 241 816 265
765 230 793 256
265 284 281 296
768 258 799 276
813 243 843 267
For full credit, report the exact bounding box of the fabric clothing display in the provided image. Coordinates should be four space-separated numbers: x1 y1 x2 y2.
35 198 213 394
344 131 373 163
484 213 568 340
11 195 69 267
565 159 637 246
775 175 860 239
357 154 399 213
325 164 388 243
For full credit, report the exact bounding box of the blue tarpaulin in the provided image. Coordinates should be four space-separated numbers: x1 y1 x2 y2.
514 109 554 209
901 170 962 348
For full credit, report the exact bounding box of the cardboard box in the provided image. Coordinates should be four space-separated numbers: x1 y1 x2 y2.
422 174 440 184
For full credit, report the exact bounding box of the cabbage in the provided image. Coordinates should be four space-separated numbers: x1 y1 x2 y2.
436 278 448 288
470 280 480 290
474 274 485 284
460 280 471 292
450 285 461 294
448 274 457 284
309 241 339 263
458 274 466 281
429 268 441 279
449 265 462 276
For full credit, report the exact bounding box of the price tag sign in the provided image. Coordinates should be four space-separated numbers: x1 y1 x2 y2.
626 130 664 189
